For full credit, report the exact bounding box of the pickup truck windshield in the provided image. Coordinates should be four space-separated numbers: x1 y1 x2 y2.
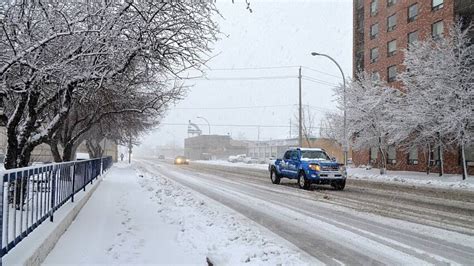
301 150 330 160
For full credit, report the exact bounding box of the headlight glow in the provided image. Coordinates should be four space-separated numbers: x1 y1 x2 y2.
339 165 347 174
309 164 321 171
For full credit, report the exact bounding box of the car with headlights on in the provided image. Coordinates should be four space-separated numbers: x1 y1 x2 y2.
174 156 189 165
268 148 346 190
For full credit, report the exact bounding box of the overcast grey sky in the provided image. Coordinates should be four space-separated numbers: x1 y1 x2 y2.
137 0 352 151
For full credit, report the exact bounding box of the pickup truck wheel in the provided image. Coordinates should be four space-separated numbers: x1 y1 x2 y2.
332 180 346 190
270 169 281 184
298 172 310 190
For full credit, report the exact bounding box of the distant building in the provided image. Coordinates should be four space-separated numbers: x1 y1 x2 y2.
248 137 346 162
184 135 248 160
353 0 473 174
154 145 184 159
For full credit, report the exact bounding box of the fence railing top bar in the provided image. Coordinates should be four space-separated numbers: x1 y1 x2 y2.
0 157 110 175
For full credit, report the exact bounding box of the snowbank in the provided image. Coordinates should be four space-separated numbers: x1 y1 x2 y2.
136 165 316 265
194 159 269 171
348 167 474 190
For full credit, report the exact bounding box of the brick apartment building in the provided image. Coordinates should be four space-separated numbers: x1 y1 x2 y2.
352 0 473 174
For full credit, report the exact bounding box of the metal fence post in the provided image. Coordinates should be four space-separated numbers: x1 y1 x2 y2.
83 163 86 192
0 174 4 264
50 166 57 222
71 163 76 203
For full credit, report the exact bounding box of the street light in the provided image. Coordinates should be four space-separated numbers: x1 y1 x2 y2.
310 52 348 166
196 116 211 135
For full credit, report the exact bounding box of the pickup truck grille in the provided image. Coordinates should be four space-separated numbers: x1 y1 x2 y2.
321 166 339 171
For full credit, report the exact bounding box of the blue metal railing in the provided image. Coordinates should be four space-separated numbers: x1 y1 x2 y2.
0 156 113 259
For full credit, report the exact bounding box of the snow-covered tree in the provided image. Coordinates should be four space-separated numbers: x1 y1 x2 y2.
395 21 473 178
0 1 219 168
320 83 347 146
341 73 396 174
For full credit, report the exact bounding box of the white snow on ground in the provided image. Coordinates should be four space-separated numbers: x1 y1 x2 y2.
44 163 316 265
348 167 474 191
144 162 473 265
135 164 318 265
194 160 269 170
44 163 202 265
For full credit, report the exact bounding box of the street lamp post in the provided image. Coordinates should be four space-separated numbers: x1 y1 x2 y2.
196 116 211 135
310 52 348 166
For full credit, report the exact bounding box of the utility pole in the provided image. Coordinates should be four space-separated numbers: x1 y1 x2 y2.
298 66 303 147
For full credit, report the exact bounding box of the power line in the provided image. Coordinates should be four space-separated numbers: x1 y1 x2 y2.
301 76 339 87
160 122 330 130
174 104 296 110
174 104 336 112
208 65 300 71
185 75 297 81
206 65 345 81
301 66 344 80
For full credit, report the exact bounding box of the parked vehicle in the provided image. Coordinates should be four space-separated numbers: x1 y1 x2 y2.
228 154 247 163
174 156 189 165
268 148 346 190
243 157 259 164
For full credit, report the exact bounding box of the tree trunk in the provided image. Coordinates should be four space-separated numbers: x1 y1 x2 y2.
439 143 444 177
378 137 386 175
62 143 76 161
49 140 63 162
426 143 431 175
86 139 104 159
461 142 467 180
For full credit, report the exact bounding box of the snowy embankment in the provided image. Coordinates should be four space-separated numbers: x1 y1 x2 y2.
136 163 315 265
194 159 269 170
348 167 474 191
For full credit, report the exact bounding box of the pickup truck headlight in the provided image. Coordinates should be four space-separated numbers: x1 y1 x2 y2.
339 165 347 174
309 164 321 171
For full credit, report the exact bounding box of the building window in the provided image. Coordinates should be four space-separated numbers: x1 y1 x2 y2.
431 147 441 166
370 0 378 16
408 3 418 22
372 71 380 82
387 65 396 82
432 20 444 39
387 14 397 32
432 0 443 11
370 147 378 163
370 23 379 39
465 144 474 166
370 47 379 63
387 146 396 164
387 39 397 57
408 31 418 47
387 0 396 7
408 147 419 165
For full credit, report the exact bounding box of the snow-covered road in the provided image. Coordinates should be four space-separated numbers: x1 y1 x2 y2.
44 163 315 265
136 159 474 265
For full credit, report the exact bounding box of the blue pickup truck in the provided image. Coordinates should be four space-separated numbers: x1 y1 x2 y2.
269 148 346 190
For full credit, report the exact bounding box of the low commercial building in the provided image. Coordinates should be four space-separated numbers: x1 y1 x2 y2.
184 135 248 160
248 137 346 162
